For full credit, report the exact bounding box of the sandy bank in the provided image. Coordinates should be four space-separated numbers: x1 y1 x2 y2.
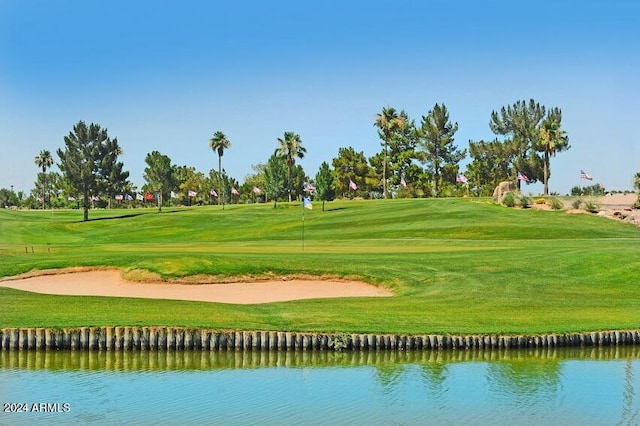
0 270 392 304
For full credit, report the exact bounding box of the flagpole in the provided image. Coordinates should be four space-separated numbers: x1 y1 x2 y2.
301 201 305 251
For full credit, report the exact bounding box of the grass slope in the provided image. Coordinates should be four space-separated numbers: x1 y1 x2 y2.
1 198 639 334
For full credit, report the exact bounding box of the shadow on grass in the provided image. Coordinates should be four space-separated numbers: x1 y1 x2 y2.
87 212 148 222
77 208 191 222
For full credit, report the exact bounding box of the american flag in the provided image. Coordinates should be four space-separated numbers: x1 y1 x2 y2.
456 174 468 183
210 189 218 197
231 187 239 195
115 194 123 201
400 177 407 188
305 183 316 192
517 172 529 182
253 186 262 195
349 179 357 190
580 170 593 180
188 190 197 197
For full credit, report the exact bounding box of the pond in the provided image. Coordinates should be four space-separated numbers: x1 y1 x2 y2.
1 347 638 425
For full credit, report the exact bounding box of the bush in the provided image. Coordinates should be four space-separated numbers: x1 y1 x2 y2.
548 197 564 210
502 192 517 207
583 199 600 213
572 198 582 209
535 198 546 205
634 196 640 209
519 195 532 209
572 184 605 196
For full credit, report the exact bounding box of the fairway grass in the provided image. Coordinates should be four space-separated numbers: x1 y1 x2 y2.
1 198 640 335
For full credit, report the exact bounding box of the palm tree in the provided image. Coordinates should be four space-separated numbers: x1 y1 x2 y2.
374 107 407 199
208 131 231 209
276 131 306 202
34 149 54 209
538 111 569 195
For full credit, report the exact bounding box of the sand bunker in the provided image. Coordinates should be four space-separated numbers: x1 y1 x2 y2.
0 270 392 304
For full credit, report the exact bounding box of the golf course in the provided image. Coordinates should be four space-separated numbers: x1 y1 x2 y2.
1 197 639 335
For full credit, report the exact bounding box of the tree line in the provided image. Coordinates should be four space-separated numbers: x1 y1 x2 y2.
3 98 580 220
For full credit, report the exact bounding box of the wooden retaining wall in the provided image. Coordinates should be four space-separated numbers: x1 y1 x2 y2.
1 327 640 351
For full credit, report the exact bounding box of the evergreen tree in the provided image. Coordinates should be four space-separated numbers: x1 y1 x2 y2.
374 107 408 199
57 121 124 221
489 99 546 189
175 166 207 205
96 138 130 206
143 151 176 213
264 153 287 207
465 139 519 196
314 161 335 211
331 147 372 198
417 103 466 197
289 164 308 202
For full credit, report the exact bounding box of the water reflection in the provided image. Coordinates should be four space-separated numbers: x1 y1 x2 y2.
487 353 561 395
2 346 639 372
1 347 639 425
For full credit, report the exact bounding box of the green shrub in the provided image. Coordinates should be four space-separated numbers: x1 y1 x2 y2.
502 192 517 207
549 197 564 210
519 195 532 209
583 199 600 213
572 198 582 209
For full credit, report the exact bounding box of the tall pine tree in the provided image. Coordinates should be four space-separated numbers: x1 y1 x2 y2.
489 99 546 189
418 104 466 197
57 121 126 221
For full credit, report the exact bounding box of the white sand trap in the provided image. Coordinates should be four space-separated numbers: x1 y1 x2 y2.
0 270 392 304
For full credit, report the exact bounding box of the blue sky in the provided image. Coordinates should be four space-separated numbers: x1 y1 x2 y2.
1 0 638 195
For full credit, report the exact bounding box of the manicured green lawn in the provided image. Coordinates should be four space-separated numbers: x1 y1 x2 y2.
1 198 639 334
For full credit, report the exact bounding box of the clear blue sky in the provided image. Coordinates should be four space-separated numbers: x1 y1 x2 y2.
1 0 638 195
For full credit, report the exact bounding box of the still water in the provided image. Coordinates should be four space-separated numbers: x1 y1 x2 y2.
1 347 638 426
